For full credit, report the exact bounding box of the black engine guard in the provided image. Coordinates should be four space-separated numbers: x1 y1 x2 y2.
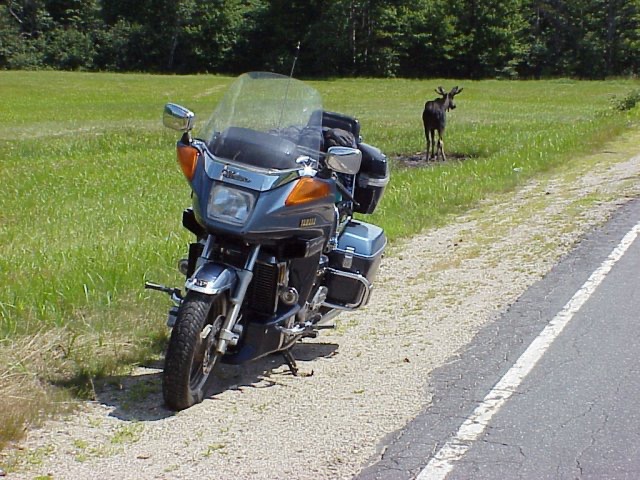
222 304 301 365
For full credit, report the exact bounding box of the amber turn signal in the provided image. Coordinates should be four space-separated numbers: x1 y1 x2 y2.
177 145 199 181
285 177 331 206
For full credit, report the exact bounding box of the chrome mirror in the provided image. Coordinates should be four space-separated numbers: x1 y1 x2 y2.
163 103 195 132
325 146 362 175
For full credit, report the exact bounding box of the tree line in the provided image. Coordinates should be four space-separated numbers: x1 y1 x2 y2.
2 0 640 79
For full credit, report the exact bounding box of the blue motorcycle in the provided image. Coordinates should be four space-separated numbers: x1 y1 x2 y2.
147 72 389 410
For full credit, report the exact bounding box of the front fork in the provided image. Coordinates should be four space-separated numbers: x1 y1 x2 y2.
145 236 261 357
214 244 260 355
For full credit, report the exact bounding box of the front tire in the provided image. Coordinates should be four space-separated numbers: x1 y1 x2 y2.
162 291 227 410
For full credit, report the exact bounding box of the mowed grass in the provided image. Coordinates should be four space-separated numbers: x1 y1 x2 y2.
0 71 639 448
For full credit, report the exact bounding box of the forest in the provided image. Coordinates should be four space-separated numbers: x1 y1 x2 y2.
1 0 640 79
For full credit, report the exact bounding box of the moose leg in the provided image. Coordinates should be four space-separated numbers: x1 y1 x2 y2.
425 138 429 162
437 129 446 162
438 139 446 162
428 131 436 161
425 130 431 161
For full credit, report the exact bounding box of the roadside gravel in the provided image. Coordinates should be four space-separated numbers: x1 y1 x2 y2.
5 131 640 480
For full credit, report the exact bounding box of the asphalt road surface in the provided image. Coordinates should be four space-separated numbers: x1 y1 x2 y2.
357 198 640 480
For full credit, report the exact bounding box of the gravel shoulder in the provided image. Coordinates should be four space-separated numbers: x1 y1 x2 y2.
5 130 640 480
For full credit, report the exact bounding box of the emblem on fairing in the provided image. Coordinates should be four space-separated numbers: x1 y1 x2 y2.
220 164 250 183
300 217 316 227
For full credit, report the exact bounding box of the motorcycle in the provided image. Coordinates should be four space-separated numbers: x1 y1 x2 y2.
146 72 390 410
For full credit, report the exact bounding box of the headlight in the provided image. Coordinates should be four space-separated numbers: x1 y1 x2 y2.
207 184 256 225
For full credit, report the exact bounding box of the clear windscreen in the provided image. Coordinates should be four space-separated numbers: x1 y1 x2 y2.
199 72 323 170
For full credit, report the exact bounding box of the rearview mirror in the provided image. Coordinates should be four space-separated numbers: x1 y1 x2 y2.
163 103 195 132
326 146 362 175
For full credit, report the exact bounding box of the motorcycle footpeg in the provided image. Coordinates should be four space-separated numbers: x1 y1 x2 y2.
277 324 306 336
315 324 336 330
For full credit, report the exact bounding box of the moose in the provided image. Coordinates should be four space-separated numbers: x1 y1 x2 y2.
422 86 463 162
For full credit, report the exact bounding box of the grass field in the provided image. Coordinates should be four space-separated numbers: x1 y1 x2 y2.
1 71 639 447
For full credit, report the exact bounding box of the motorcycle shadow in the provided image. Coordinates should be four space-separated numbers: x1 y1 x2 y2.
95 341 338 422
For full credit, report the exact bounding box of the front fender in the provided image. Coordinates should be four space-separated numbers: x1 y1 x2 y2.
185 263 238 295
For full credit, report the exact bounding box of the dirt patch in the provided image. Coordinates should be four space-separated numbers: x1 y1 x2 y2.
393 151 471 168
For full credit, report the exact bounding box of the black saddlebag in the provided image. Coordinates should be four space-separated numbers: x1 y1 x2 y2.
321 111 389 215
354 143 389 214
325 220 386 309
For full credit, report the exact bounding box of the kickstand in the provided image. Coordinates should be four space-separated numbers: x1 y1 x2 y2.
282 349 299 376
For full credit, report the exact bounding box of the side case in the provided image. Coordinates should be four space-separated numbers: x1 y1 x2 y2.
324 220 386 310
354 143 390 214
320 110 389 214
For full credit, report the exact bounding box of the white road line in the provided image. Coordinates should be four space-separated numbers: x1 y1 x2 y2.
417 221 640 480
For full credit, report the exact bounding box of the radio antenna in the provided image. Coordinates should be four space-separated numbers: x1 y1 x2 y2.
289 41 301 78
278 41 301 129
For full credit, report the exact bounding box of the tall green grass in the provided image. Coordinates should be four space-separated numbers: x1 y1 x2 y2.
0 71 639 448
312 78 640 237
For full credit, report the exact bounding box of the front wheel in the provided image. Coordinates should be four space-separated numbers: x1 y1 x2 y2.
162 291 227 410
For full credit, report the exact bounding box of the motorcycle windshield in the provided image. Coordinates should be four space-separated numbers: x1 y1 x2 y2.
199 72 323 171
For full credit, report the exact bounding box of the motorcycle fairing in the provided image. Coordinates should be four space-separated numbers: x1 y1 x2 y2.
201 143 305 192
191 171 337 244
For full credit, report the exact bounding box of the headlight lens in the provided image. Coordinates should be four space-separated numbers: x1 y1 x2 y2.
207 184 256 225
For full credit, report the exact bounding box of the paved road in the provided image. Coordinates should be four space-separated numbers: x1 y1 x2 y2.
357 198 640 480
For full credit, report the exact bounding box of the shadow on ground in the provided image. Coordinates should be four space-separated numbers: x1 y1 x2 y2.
94 341 339 422
394 151 470 168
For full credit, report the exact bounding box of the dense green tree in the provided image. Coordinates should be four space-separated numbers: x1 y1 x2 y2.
93 18 141 71
0 5 24 67
171 0 264 73
523 0 640 78
304 0 427 77
5 0 52 38
97 0 264 72
576 0 640 77
240 0 324 74
95 0 189 71
352 0 405 76
394 0 455 77
0 0 639 77
44 0 101 70
45 0 101 28
1 0 100 70
1 1 50 68
43 27 95 69
443 0 529 78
